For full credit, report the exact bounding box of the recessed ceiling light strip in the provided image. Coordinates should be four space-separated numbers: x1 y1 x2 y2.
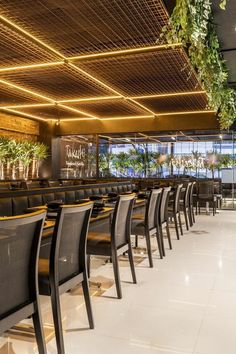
0 79 54 103
0 61 64 73
58 104 98 119
68 43 182 61
1 107 47 122
0 15 65 59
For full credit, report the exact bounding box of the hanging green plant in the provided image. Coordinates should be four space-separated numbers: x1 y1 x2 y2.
159 0 236 129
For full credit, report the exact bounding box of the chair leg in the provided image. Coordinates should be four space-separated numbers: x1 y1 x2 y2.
159 226 166 257
188 206 193 227
174 214 180 240
32 307 47 354
82 274 95 329
51 287 65 354
145 230 153 268
87 255 91 278
156 226 163 259
166 221 172 250
111 249 122 299
178 212 183 236
184 208 189 230
191 205 196 223
128 244 137 284
135 235 138 248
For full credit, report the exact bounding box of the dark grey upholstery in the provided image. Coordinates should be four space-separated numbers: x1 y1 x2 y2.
38 203 94 354
0 182 134 216
0 198 12 216
28 194 43 207
132 189 163 266
0 210 47 353
12 196 28 215
87 194 136 299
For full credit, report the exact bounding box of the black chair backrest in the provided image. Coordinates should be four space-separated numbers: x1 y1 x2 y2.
0 210 46 334
198 181 214 197
189 181 196 206
173 184 183 212
144 189 162 230
111 194 135 249
184 182 192 207
154 188 163 228
160 187 171 224
51 202 93 285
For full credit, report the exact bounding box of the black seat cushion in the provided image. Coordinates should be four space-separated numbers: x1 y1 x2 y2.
0 198 13 216
12 196 28 215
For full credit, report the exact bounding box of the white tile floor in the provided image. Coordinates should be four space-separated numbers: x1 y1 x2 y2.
1 210 236 354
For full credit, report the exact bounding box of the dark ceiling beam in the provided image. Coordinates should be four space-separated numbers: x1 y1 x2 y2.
57 112 219 136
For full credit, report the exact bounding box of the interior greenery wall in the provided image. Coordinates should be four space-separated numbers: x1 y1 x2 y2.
160 0 235 129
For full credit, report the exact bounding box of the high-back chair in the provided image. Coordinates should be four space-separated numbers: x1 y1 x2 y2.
189 181 196 224
87 194 136 299
38 202 94 354
159 187 172 256
180 182 192 230
168 184 183 240
132 189 163 267
0 210 47 354
197 180 217 215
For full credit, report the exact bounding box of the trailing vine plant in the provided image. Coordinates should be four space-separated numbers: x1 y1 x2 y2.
159 0 236 129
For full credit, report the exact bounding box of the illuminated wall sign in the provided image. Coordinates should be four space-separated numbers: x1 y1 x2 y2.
59 136 96 179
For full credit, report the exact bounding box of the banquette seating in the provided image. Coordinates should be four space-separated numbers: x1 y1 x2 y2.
0 181 136 217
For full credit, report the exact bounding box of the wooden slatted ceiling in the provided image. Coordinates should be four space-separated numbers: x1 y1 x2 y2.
135 93 209 113
0 0 214 122
0 0 169 56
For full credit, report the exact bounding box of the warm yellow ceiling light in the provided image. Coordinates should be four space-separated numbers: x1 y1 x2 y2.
0 103 54 109
0 15 65 59
58 104 98 119
0 61 64 73
0 79 54 102
57 117 99 122
131 91 206 99
157 110 216 116
2 107 47 122
59 115 154 122
101 115 154 120
58 95 122 104
68 43 182 61
68 62 122 96
128 98 156 116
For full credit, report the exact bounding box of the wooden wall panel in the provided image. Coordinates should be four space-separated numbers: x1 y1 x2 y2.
0 112 39 141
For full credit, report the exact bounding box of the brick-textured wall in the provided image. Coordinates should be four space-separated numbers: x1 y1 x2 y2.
0 113 39 141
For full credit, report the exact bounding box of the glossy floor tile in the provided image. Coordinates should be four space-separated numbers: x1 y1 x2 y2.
1 210 236 353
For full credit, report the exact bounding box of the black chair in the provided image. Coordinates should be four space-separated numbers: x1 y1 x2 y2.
131 189 163 267
38 202 94 354
213 180 222 210
180 182 192 230
87 194 136 299
159 187 172 256
189 181 196 225
0 210 47 354
168 184 183 240
196 181 217 215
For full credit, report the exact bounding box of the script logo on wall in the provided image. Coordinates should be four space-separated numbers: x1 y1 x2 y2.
60 138 96 178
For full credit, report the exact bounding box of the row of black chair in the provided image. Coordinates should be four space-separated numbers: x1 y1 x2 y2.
0 181 215 354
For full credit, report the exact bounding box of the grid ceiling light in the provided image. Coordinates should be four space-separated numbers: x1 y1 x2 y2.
0 1 214 122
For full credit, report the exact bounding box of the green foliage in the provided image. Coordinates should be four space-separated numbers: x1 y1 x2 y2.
160 0 236 129
0 137 48 179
